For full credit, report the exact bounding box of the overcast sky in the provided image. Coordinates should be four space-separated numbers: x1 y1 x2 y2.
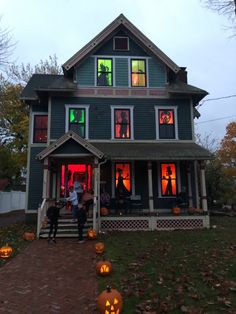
1 0 235 143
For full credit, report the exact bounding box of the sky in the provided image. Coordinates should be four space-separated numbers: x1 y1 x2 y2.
0 0 235 144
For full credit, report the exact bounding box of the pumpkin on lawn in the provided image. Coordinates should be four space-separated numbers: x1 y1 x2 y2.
96 260 112 276
172 206 181 215
87 228 97 240
100 207 109 216
97 286 123 314
0 244 13 259
95 242 105 254
23 232 35 241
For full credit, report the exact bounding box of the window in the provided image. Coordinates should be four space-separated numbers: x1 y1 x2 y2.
155 107 178 139
68 108 86 138
113 37 129 51
115 163 131 194
160 163 177 197
97 58 113 86
114 109 130 139
131 59 146 87
33 115 48 143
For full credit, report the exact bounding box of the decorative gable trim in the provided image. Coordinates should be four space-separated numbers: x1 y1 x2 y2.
36 131 104 160
62 14 180 74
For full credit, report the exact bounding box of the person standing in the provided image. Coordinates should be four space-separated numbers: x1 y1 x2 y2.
47 200 64 244
73 173 83 203
67 186 78 222
77 206 87 243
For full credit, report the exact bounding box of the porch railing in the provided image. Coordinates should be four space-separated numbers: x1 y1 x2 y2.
37 198 48 238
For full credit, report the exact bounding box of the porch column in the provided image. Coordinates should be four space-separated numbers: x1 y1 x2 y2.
148 161 154 212
187 165 193 207
93 158 99 231
199 161 208 212
42 157 50 199
194 160 200 209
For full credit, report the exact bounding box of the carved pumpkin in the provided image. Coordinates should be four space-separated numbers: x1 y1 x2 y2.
96 261 112 276
87 228 97 240
23 232 35 241
0 244 13 259
97 286 123 314
172 206 181 215
100 207 109 216
95 242 105 254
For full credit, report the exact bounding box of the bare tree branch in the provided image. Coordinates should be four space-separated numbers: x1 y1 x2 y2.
0 17 16 70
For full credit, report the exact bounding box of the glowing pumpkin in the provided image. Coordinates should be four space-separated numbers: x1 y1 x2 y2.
172 206 181 215
95 242 105 254
87 228 97 240
0 244 13 259
96 261 112 276
23 232 35 241
97 286 123 314
100 207 109 216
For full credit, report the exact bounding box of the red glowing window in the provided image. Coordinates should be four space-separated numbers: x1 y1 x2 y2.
115 163 131 193
114 109 130 139
158 109 175 139
160 163 177 196
33 115 48 143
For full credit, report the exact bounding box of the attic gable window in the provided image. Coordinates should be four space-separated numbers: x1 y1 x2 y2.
131 59 146 87
113 37 129 51
33 115 48 143
97 58 113 86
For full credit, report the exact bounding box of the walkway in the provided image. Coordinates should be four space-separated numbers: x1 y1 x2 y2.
0 239 98 313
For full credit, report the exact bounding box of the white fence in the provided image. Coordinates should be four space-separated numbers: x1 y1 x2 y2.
0 191 25 213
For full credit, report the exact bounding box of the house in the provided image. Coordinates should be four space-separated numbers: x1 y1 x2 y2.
21 14 212 236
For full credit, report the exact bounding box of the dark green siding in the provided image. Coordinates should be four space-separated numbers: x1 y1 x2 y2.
27 147 44 210
50 97 193 141
53 139 93 155
115 58 128 86
76 57 95 86
32 103 48 112
148 58 166 87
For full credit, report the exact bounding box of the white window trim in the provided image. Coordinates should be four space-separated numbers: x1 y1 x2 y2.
113 36 129 51
111 105 134 140
31 112 48 145
155 106 178 140
95 56 115 87
65 104 90 139
111 160 134 198
130 58 149 88
157 161 180 198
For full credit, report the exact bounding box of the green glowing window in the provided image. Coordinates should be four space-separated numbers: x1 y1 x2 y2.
69 108 85 138
131 59 146 87
97 58 112 86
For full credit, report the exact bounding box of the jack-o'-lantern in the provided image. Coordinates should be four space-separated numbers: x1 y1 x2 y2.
95 242 105 254
0 244 13 259
87 228 97 240
96 261 112 276
23 232 35 241
100 207 109 216
172 206 181 215
97 286 123 314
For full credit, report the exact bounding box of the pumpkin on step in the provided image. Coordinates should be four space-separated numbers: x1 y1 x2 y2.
23 232 35 241
172 206 181 215
100 207 109 216
0 244 13 259
97 286 123 314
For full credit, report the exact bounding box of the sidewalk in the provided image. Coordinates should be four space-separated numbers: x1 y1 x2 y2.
0 239 98 313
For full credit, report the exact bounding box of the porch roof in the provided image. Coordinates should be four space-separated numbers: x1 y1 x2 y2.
91 142 213 160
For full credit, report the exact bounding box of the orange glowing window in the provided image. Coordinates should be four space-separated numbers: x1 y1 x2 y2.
115 163 131 193
114 109 130 139
131 59 146 87
161 163 177 196
158 109 176 139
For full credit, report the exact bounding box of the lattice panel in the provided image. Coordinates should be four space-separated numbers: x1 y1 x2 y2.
101 219 149 230
157 219 203 230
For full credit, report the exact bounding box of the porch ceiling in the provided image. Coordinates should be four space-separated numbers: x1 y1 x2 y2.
91 142 213 160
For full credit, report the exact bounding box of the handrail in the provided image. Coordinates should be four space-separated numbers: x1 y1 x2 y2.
37 198 47 238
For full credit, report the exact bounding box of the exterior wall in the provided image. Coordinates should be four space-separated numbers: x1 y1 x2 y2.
50 97 193 141
148 58 166 87
76 57 95 86
115 58 129 87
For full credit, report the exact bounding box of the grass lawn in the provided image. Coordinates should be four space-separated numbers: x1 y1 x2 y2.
97 217 236 313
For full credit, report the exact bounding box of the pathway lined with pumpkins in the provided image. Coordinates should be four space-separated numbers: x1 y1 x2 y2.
0 239 99 313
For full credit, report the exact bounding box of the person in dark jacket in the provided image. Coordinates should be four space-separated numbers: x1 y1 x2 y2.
77 206 87 243
47 200 64 244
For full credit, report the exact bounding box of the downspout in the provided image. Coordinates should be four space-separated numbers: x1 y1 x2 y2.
97 157 108 232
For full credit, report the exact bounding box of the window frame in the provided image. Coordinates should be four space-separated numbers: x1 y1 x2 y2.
96 57 113 87
113 36 129 51
31 112 48 144
158 162 178 198
65 104 90 139
130 58 147 87
111 105 134 140
114 162 132 194
155 106 178 140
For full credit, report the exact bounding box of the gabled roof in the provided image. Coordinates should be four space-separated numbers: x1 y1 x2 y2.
62 14 180 74
36 131 104 160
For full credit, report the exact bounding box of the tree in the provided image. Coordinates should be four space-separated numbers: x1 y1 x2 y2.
0 17 15 70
